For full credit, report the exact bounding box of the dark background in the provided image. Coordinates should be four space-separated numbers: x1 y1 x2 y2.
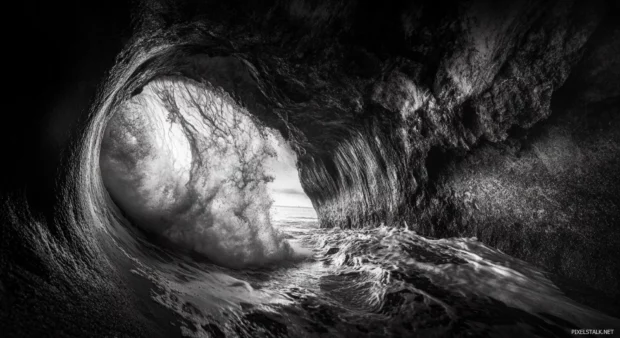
5 1 132 209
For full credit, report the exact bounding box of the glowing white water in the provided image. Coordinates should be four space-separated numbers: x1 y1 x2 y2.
100 77 304 267
101 86 193 234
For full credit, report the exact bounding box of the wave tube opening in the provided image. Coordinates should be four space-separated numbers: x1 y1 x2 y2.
100 76 306 268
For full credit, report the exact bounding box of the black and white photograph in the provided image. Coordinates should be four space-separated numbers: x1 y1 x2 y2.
2 0 620 336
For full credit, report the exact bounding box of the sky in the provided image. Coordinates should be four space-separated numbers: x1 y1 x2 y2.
264 133 314 208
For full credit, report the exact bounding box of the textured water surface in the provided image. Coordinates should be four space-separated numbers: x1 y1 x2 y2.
124 206 620 338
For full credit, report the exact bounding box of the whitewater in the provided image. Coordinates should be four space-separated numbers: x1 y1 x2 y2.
84 74 620 338
6 28 608 338
112 204 617 337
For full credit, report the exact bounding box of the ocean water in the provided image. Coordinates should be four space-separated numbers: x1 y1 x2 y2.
124 205 620 338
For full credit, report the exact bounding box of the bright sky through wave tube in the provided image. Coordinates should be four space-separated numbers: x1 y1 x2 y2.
265 133 314 208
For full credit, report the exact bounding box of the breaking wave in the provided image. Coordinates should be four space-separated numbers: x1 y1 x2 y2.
100 76 300 268
4 22 617 338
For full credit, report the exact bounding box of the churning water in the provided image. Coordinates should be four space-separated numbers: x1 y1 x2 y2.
123 205 619 337
52 52 618 338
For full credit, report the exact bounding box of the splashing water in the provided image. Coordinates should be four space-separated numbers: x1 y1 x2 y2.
123 206 619 337
100 77 300 268
93 70 620 338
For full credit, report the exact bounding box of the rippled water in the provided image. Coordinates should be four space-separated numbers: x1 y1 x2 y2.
123 206 619 337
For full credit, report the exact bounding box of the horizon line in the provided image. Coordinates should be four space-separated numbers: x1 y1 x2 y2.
273 205 315 209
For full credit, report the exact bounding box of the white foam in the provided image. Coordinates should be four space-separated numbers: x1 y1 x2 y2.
100 77 297 268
